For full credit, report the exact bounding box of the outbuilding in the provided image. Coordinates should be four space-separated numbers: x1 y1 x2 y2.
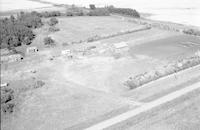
113 42 128 49
61 49 73 58
113 42 129 53
26 46 39 53
1 53 23 63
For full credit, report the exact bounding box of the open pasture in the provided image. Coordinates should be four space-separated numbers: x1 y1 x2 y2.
50 16 142 44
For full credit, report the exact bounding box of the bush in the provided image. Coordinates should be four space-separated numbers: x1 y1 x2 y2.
49 17 58 26
87 8 110 16
66 11 74 16
49 26 60 32
66 6 85 16
183 29 200 36
1 87 15 113
107 7 140 18
40 11 61 18
1 88 14 104
33 80 45 89
17 12 43 28
44 37 55 46
125 56 200 90
1 103 15 113
89 4 96 10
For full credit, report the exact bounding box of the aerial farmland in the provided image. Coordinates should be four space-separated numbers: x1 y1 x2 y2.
1 1 200 130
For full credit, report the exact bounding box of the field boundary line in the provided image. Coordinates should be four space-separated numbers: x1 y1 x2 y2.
85 82 200 130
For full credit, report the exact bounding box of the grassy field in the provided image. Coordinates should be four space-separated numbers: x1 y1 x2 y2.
6 16 200 95
49 16 142 44
1 14 200 130
130 34 200 61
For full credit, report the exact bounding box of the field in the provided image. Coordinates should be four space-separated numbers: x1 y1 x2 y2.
1 15 200 130
130 35 200 61
48 16 143 44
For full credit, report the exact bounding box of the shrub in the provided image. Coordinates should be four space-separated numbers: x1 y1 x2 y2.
33 80 45 89
125 80 137 89
40 11 61 18
66 6 85 16
125 55 200 90
87 8 110 16
49 17 58 26
183 29 200 36
1 87 15 113
107 7 140 18
49 26 60 32
89 4 96 10
44 37 55 46
1 88 14 104
66 11 74 16
1 103 15 113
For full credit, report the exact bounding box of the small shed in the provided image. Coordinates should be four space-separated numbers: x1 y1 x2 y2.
113 42 128 49
1 83 9 87
61 49 73 58
61 49 71 55
113 42 128 52
26 46 39 53
1 53 23 63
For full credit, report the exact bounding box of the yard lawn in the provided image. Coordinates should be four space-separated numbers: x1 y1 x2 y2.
50 16 142 44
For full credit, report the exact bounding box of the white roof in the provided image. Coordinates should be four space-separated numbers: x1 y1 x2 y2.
61 49 71 55
114 42 128 49
27 46 37 49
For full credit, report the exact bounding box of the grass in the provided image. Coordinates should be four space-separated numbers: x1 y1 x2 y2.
129 34 200 61
49 16 141 44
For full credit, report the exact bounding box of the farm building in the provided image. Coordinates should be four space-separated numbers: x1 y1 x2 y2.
1 83 9 87
61 49 73 58
26 46 38 53
1 53 23 63
113 42 129 52
114 42 128 49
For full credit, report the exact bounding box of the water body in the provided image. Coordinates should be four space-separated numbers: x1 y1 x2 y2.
43 0 200 27
1 0 200 27
0 0 52 12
